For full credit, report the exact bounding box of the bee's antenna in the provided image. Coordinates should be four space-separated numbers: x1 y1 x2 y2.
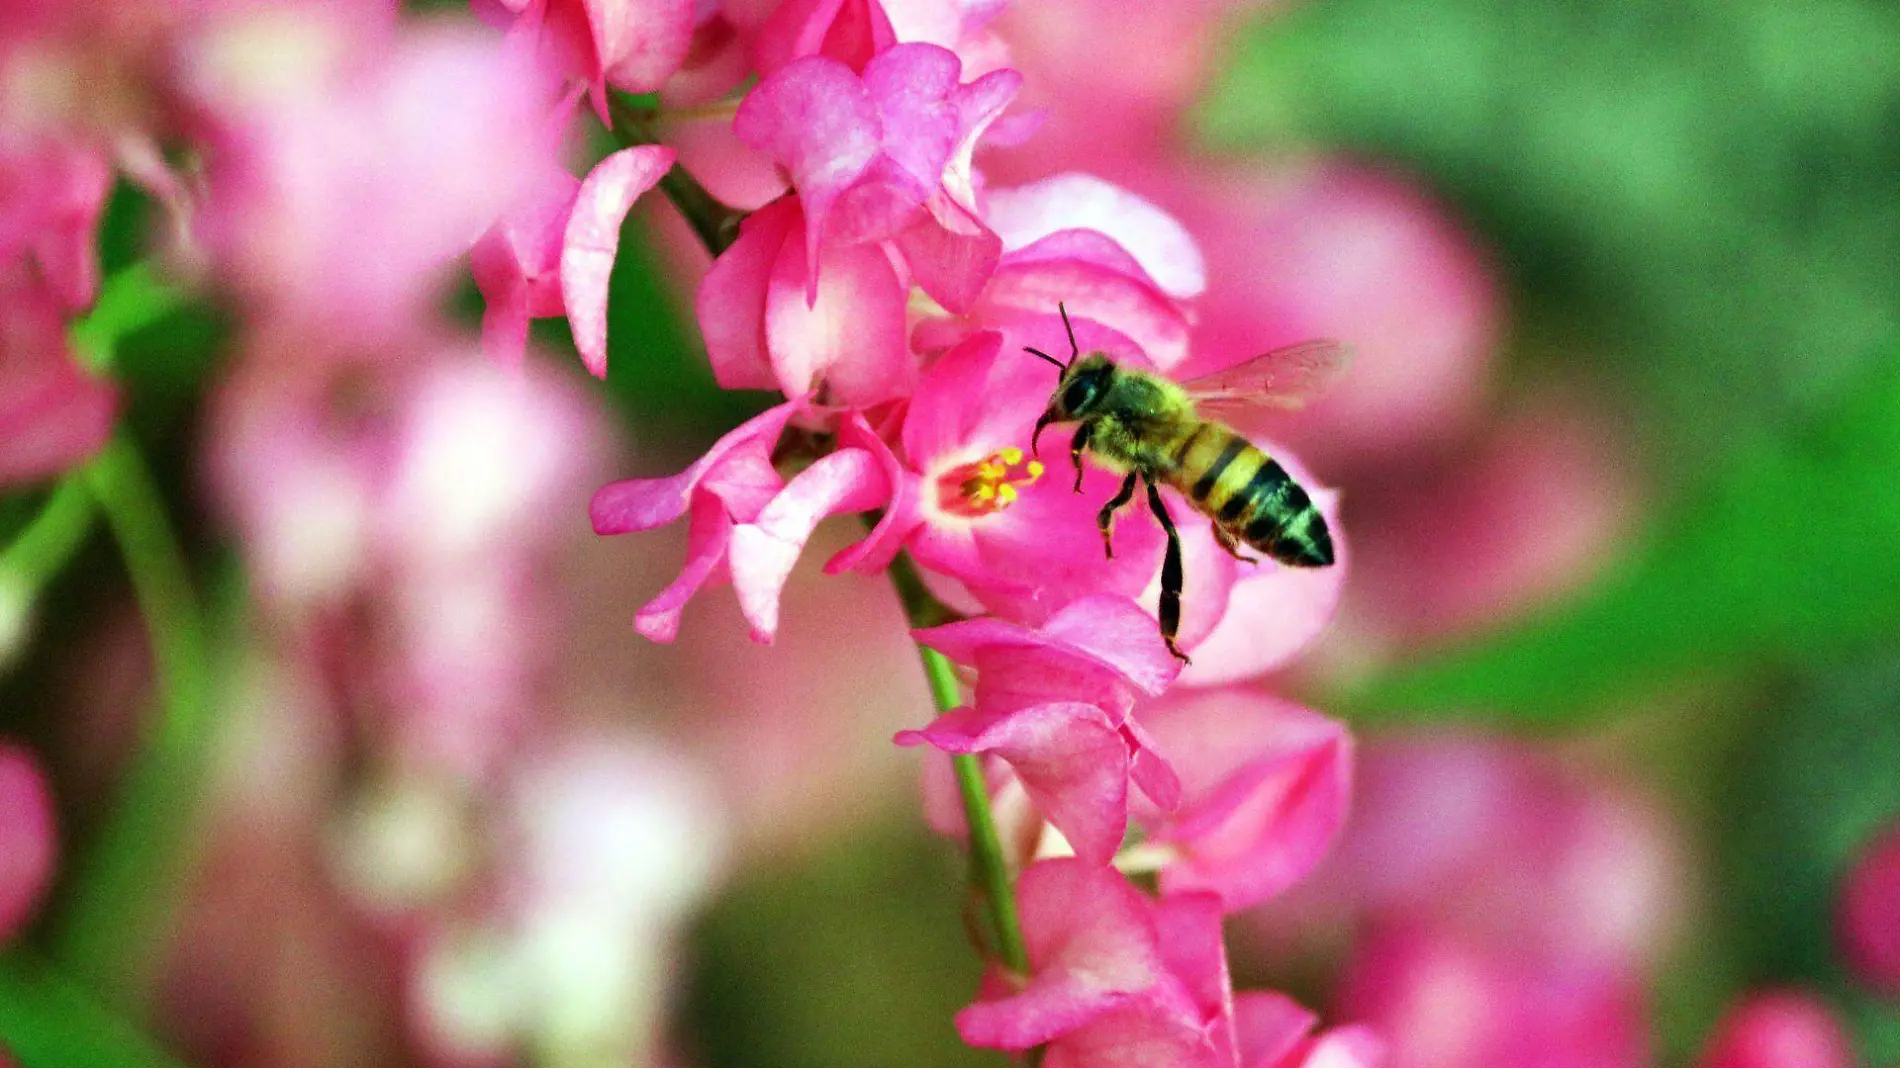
1025 346 1067 371
1058 302 1080 361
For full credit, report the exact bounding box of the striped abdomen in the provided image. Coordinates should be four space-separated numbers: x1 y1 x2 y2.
1165 422 1335 568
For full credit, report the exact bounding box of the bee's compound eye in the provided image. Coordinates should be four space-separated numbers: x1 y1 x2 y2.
1061 378 1097 414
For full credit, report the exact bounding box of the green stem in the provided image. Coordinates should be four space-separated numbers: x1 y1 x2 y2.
69 262 189 374
54 435 212 1003
605 94 747 256
0 482 97 594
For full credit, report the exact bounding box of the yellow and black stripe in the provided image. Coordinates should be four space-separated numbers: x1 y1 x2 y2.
1168 422 1335 568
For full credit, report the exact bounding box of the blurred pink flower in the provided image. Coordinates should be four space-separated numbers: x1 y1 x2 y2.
208 340 603 782
1170 162 1500 472
1328 733 1686 974
1134 689 1350 911
0 132 113 312
411 731 726 1068
898 594 1182 863
0 284 116 486
1696 990 1855 1068
185 10 551 341
1327 394 1636 660
1339 922 1648 1068
0 742 56 943
1838 821 1900 997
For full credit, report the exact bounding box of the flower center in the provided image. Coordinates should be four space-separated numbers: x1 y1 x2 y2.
940 447 1045 517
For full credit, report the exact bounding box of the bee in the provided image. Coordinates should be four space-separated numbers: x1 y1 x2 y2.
1027 304 1345 662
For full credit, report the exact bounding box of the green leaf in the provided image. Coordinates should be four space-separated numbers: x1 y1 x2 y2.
0 954 189 1068
1351 348 1900 721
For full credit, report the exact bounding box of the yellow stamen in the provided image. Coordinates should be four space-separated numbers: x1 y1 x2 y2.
944 447 1046 516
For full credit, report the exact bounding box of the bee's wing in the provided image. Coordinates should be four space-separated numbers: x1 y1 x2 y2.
1178 340 1353 415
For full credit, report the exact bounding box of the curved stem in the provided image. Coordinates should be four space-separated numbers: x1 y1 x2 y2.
55 435 212 1001
606 94 747 256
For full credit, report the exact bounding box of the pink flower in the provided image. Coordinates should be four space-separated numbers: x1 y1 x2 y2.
875 328 1169 616
1838 822 1900 996
734 44 1017 300
475 0 696 120
0 132 114 313
1169 162 1500 471
472 144 677 374
897 594 1182 863
590 398 897 643
696 196 914 407
0 285 116 486
955 859 1220 1063
1697 990 1855 1068
1133 689 1351 910
185 11 550 340
0 742 56 943
1339 922 1648 1068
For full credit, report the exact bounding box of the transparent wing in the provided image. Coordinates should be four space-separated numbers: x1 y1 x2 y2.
1178 340 1352 416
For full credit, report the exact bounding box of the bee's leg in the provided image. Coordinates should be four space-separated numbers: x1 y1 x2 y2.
1211 523 1262 565
1096 471 1139 559
1069 422 1093 493
1144 476 1191 663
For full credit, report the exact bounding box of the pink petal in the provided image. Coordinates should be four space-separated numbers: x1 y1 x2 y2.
1140 692 1351 910
957 859 1164 1049
561 145 676 377
752 0 896 76
1041 594 1183 695
897 701 1130 865
941 66 1021 216
763 224 912 406
0 744 56 942
1123 718 1182 812
1148 891 1233 1027
727 447 890 643
1699 990 1855 1068
860 43 963 191
1840 824 1900 996
590 398 800 533
1041 986 1227 1068
980 257 1193 370
1281 1027 1387 1068
698 197 802 391
634 492 733 643
1178 475 1344 687
1233 992 1319 1068
593 0 696 93
985 173 1206 299
892 192 1001 314
734 56 882 288
913 594 1172 698
0 298 117 487
472 166 582 368
900 329 1005 463
826 412 923 573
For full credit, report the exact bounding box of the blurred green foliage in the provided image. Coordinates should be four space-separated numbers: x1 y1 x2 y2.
1201 0 1900 470
1355 346 1900 720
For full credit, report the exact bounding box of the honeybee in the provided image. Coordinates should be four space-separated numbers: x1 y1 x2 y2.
1027 305 1345 662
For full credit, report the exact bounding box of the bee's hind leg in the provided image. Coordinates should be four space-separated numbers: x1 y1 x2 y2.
1097 471 1139 559
1144 476 1191 664
1211 523 1262 565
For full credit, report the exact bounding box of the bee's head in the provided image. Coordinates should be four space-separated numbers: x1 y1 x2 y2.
1030 350 1116 455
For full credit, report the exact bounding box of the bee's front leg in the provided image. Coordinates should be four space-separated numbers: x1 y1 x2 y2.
1069 422 1094 493
1096 471 1139 559
1145 476 1191 664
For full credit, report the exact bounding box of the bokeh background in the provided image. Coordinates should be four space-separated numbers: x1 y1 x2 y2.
5 0 1900 1066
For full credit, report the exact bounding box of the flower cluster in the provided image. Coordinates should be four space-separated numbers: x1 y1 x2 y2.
545 0 1368 1061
